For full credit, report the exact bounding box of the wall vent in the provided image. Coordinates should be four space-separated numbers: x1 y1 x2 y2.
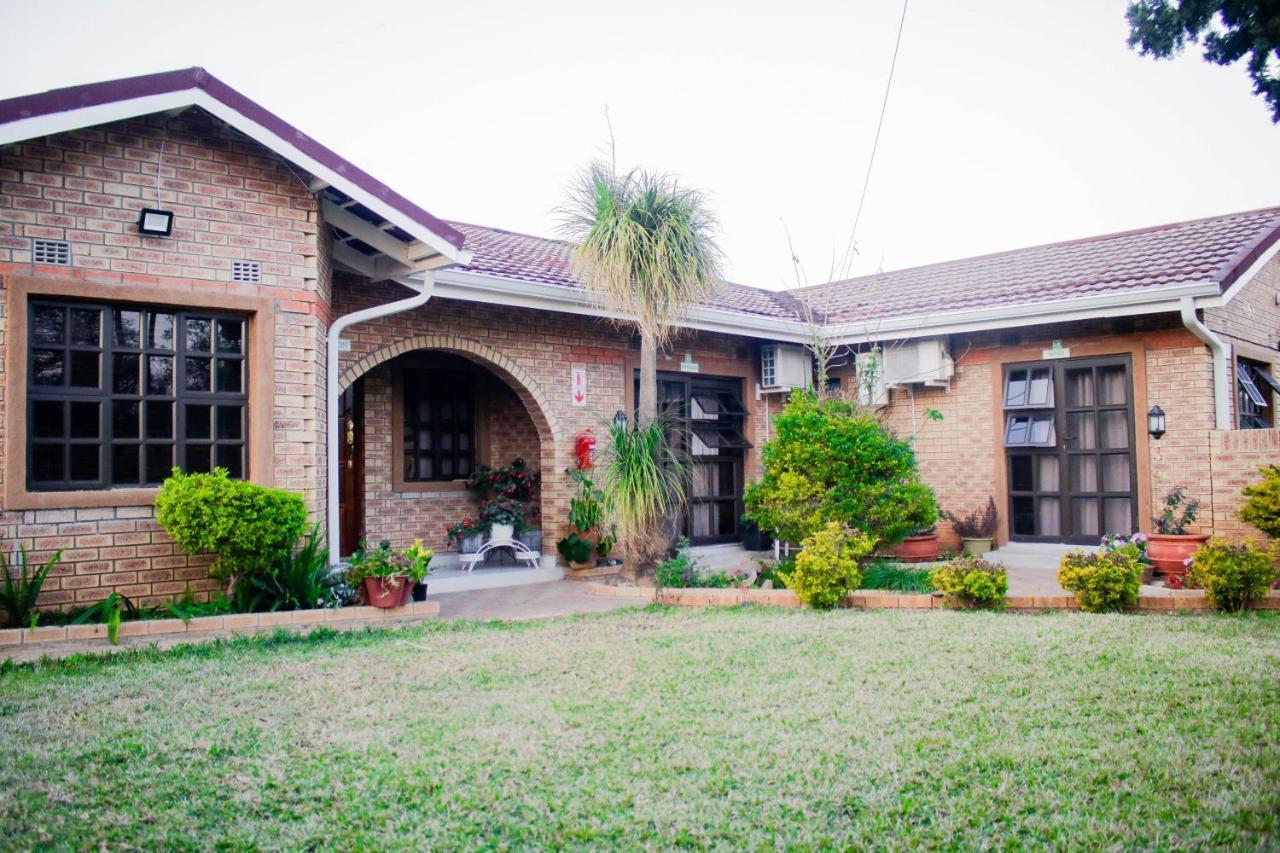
32 239 71 266
232 260 261 283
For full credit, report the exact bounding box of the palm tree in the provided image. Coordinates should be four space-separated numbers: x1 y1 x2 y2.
559 162 724 426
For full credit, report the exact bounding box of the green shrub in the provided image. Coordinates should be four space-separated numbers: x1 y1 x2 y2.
239 525 340 612
782 521 874 609
154 468 307 588
654 539 737 589
744 391 937 547
0 543 62 628
862 558 935 592
929 556 1006 605
1240 465 1280 538
1057 551 1142 613
1186 538 1278 611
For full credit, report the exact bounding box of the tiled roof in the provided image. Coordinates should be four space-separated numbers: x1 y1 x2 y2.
794 206 1280 324
450 206 1280 327
447 222 812 321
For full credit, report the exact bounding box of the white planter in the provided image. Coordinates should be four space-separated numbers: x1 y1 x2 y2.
489 523 514 545
460 534 484 554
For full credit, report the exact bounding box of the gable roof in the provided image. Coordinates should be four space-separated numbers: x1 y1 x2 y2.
794 206 1280 325
0 68 466 266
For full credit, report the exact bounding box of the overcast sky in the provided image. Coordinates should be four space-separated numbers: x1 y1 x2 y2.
1 0 1276 289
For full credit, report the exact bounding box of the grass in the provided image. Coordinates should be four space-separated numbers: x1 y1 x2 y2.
2 607 1279 848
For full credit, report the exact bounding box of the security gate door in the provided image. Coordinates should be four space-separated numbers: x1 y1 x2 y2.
1004 355 1138 544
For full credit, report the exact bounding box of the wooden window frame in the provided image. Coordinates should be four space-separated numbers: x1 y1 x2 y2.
390 363 491 494
4 276 274 509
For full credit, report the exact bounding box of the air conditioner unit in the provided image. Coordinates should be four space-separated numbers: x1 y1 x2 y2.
855 350 889 407
882 339 954 388
760 344 812 391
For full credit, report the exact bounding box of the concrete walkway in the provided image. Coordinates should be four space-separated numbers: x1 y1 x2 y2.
428 581 649 621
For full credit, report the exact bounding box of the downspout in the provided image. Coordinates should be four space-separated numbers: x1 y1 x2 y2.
1179 296 1231 431
327 272 436 564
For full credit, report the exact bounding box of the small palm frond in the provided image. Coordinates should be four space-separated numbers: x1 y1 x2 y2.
598 417 688 551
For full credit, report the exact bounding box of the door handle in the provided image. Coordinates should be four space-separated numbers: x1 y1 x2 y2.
345 418 355 468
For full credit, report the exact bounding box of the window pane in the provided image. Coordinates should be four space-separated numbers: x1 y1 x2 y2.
1038 456 1060 492
1103 498 1134 536
113 310 141 348
1004 370 1027 407
185 444 210 474
1097 366 1127 406
33 400 63 439
216 319 243 353
1027 369 1053 407
113 353 140 394
146 444 173 483
149 313 174 350
1037 497 1061 536
416 455 433 480
146 401 174 439
1065 369 1094 407
1071 498 1099 537
1099 411 1128 449
1004 416 1029 446
69 445 99 482
1070 456 1098 492
70 402 99 438
1011 495 1035 535
69 351 100 388
1028 417 1055 446
31 445 63 481
1067 412 1096 450
216 444 242 479
1010 454 1033 492
1101 454 1130 493
185 357 211 392
215 358 241 393
216 406 242 440
32 350 64 386
185 404 212 440
69 308 101 346
148 356 173 394
185 318 211 352
31 306 65 344
113 401 140 439
112 444 140 485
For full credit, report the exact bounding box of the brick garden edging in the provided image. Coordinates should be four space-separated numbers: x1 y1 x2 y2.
587 583 1280 612
0 601 440 656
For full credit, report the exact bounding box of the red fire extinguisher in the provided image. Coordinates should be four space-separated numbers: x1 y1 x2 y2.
574 430 597 469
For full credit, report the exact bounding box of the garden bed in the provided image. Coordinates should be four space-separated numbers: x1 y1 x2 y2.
0 601 439 652
588 583 1280 612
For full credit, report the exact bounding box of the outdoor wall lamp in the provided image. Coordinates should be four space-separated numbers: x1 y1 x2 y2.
137 208 174 236
613 410 629 432
1147 405 1166 440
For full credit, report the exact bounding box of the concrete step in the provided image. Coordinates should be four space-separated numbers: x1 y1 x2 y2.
985 542 1099 571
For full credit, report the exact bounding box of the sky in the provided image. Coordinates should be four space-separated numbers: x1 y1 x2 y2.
1 0 1276 290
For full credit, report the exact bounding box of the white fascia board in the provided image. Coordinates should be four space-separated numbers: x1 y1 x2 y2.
431 269 815 343
821 281 1223 344
0 88 466 264
1192 238 1280 309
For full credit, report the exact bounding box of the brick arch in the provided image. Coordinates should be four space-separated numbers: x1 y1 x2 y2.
339 334 562 450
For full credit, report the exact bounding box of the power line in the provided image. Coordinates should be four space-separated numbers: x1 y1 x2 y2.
838 0 910 279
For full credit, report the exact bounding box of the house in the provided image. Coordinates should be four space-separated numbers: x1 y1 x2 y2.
0 69 1276 609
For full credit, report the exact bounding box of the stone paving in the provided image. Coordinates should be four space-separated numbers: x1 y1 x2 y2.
428 581 648 621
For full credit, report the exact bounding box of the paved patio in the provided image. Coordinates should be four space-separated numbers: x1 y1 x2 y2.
428 581 648 621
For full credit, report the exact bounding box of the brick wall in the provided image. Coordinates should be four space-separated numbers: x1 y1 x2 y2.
1206 252 1280 428
1207 429 1280 542
0 109 328 611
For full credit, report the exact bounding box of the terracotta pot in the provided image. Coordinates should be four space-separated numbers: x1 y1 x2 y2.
1147 533 1210 578
363 575 410 609
893 534 940 563
962 537 992 557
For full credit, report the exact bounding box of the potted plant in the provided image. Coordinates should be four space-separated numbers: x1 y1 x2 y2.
404 538 434 601
893 524 941 563
556 470 607 569
557 531 597 569
1147 485 1208 579
1101 532 1153 584
946 497 999 556
346 540 430 608
446 518 488 554
481 497 525 545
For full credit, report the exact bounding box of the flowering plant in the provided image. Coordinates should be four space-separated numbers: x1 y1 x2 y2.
446 518 489 544
467 459 541 503
346 539 432 588
1101 532 1149 566
481 497 526 528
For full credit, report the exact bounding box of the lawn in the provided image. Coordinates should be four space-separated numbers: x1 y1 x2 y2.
2 607 1279 848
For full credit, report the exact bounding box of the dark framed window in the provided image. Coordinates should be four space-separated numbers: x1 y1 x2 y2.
402 370 474 482
1237 359 1278 430
28 299 249 490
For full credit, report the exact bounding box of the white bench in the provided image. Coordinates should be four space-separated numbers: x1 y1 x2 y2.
459 538 542 573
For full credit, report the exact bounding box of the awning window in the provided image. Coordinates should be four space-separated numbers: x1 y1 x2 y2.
1004 414 1056 447
1237 363 1269 408
690 391 747 420
690 424 752 455
1004 367 1053 409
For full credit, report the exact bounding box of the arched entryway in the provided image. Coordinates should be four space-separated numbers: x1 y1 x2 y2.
337 335 561 563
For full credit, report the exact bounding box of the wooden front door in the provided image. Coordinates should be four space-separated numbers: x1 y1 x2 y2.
1004 356 1138 545
337 380 363 557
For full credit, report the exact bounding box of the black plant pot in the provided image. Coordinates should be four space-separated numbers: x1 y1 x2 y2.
741 521 772 552
412 582 428 602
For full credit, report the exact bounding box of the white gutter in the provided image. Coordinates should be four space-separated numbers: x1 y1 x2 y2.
326 272 436 564
1179 296 1232 430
